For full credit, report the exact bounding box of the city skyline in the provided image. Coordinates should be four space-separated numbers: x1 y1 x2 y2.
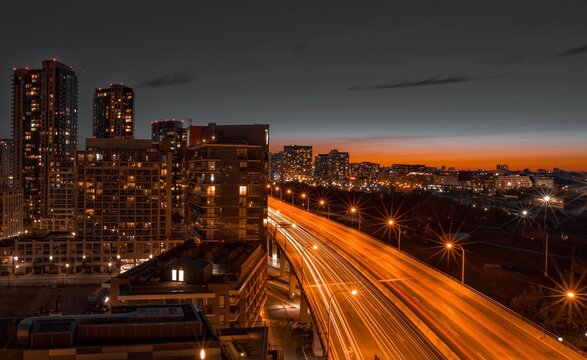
1 1 586 171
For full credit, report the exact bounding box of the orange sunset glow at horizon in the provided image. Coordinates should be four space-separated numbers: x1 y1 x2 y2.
271 140 587 172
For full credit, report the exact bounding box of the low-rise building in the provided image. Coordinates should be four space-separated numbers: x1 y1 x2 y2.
109 239 267 330
0 305 222 360
495 174 532 191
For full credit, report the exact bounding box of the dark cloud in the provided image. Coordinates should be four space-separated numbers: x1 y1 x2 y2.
292 42 310 62
139 72 195 88
552 44 587 59
499 53 532 67
346 77 482 91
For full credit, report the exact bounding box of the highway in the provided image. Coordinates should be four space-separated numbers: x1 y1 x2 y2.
268 198 586 360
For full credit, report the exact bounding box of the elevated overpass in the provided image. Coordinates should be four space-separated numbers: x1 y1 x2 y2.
268 198 585 360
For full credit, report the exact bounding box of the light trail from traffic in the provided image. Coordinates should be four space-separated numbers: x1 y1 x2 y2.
269 207 446 359
269 198 586 360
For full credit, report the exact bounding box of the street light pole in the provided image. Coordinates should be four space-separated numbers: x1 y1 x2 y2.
319 200 330 219
350 207 361 231
446 243 465 285
326 289 358 358
543 196 551 276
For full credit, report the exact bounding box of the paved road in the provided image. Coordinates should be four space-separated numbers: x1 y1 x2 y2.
269 198 586 360
270 202 445 360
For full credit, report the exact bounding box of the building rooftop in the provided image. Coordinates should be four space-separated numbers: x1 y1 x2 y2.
0 304 216 351
115 240 262 296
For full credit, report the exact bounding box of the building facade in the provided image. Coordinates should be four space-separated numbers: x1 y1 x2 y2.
314 149 350 186
0 188 23 241
12 60 78 231
151 119 188 219
11 67 42 227
0 139 13 188
110 240 267 330
93 84 134 139
281 145 312 182
74 138 174 272
495 174 532 191
186 123 269 244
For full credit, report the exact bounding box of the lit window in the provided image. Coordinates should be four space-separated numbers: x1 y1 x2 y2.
179 269 184 281
172 269 177 281
239 186 247 196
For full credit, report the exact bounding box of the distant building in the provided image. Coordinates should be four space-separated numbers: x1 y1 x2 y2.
495 174 532 191
391 164 426 174
151 119 188 222
12 60 78 231
314 149 350 186
93 84 134 139
496 164 509 175
110 240 267 330
269 151 283 182
281 145 313 182
532 176 555 189
74 138 175 272
186 123 269 244
350 162 380 191
151 119 188 152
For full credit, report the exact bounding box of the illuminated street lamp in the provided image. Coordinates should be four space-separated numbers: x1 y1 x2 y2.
350 207 361 231
266 183 272 197
566 291 575 299
446 242 465 285
326 289 358 358
319 199 330 219
199 348 206 359
387 219 401 250
542 195 552 276
300 192 309 211
287 189 293 205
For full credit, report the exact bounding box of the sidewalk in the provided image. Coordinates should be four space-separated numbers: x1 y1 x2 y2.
266 261 324 360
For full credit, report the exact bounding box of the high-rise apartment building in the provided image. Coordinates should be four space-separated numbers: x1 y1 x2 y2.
186 123 269 243
151 119 187 152
12 60 78 230
151 119 188 218
314 149 350 186
93 84 134 139
75 138 174 271
12 67 42 226
281 145 312 182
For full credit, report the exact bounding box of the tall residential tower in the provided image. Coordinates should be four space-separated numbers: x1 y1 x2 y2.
93 84 134 139
12 60 78 230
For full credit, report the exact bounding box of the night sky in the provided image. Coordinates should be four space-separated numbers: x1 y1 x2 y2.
1 0 586 170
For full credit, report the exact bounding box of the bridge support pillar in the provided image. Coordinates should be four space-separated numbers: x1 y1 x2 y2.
312 322 324 357
299 292 310 323
280 254 287 277
288 273 297 300
271 239 278 262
